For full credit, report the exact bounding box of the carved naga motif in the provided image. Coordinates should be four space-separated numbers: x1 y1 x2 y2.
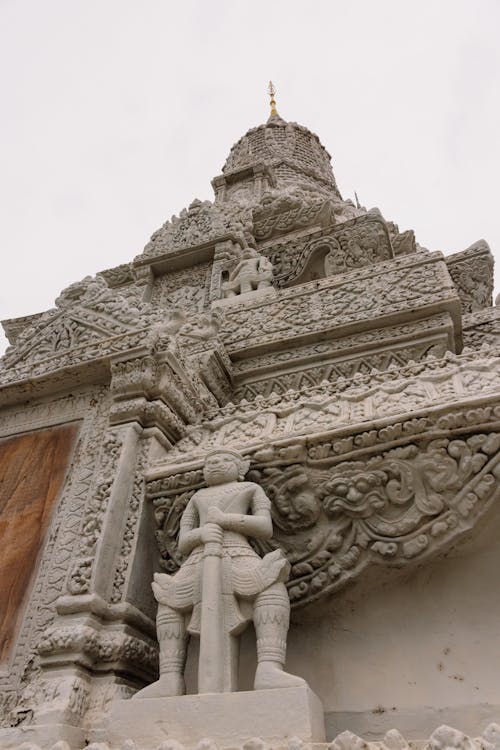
268 212 394 288
252 190 336 242
149 431 500 609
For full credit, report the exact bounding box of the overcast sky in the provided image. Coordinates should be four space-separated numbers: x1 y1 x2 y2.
1 0 499 354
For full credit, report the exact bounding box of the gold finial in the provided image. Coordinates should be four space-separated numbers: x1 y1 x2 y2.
268 80 279 117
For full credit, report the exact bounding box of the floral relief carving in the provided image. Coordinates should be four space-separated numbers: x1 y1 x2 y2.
37 626 158 673
67 430 123 595
110 440 149 604
150 264 211 312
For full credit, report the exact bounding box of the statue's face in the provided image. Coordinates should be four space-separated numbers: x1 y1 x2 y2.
203 453 240 485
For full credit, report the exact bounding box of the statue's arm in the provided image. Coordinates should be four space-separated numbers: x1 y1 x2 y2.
259 256 273 272
208 484 273 540
178 497 203 555
228 261 244 281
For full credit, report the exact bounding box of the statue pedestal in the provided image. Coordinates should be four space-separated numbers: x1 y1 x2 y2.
106 686 326 748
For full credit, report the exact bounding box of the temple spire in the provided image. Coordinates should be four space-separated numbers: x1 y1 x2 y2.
268 81 279 117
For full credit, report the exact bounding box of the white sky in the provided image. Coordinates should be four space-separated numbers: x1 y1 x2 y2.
1 0 499 355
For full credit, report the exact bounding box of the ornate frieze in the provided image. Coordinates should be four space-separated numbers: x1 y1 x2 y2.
266 211 394 288
153 350 500 461
221 253 459 355
231 314 454 379
462 307 500 351
0 276 160 389
232 312 454 402
234 338 449 402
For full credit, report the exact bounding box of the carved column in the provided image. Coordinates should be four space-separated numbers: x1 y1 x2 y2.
30 345 215 730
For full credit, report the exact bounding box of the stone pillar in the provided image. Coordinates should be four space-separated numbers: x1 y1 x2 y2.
30 349 196 732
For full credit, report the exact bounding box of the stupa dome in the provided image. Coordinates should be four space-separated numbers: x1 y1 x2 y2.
222 112 341 198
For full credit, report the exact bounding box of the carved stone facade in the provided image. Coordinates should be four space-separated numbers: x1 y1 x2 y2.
0 105 498 750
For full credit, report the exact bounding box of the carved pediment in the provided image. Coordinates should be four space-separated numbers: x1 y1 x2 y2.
148 412 500 609
1 276 158 374
267 211 394 288
139 199 252 259
1 311 48 346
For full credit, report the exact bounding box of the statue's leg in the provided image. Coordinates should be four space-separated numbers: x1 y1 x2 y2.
157 605 187 695
253 583 306 690
134 605 187 698
239 275 254 294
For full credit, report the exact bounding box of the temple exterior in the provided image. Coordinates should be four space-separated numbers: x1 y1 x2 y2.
1 95 500 750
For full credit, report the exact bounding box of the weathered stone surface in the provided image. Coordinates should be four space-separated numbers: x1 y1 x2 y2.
106 686 326 747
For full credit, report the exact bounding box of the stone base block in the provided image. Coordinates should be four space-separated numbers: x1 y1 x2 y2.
0 722 85 749
106 686 326 748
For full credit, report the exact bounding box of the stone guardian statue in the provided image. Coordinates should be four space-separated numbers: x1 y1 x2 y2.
136 449 305 696
222 249 273 297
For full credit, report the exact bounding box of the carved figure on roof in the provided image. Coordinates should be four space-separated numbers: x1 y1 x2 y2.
222 248 273 298
136 449 305 697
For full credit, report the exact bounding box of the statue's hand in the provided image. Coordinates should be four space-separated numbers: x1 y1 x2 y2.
200 522 224 545
206 506 227 526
